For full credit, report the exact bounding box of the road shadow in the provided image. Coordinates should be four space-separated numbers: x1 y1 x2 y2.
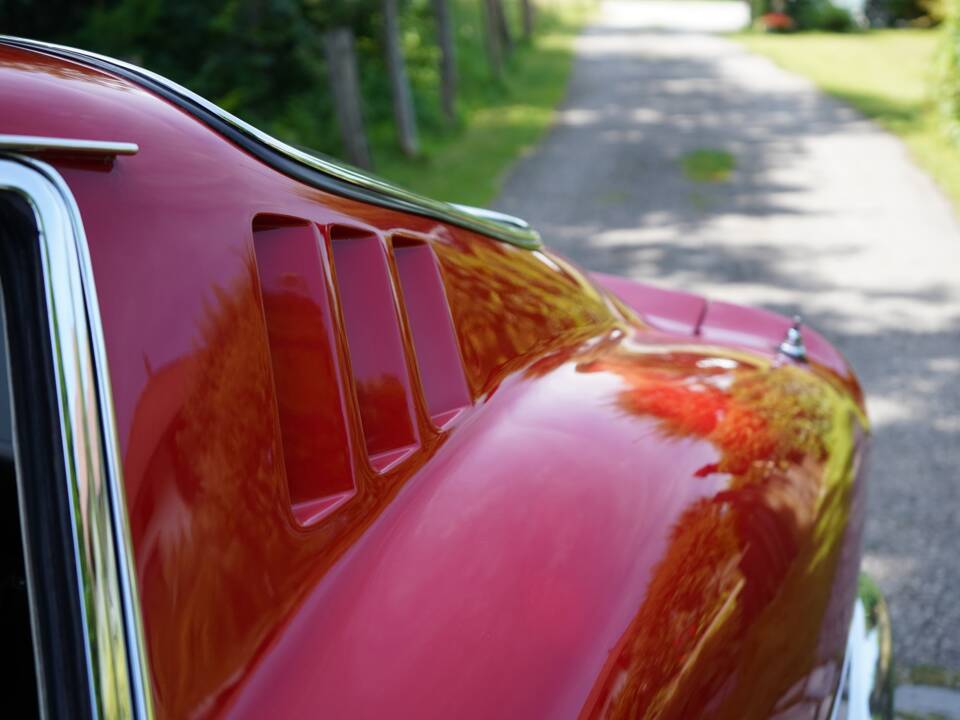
495 15 960 670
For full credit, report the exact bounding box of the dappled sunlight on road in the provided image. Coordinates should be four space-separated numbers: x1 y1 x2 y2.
496 0 960 670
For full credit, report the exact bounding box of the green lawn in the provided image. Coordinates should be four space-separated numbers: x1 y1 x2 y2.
736 29 960 210
373 2 595 206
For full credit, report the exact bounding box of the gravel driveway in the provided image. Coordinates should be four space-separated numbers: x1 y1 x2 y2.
496 0 960 674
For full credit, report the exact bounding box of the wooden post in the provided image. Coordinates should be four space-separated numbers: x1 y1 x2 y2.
482 0 503 80
519 0 534 41
494 0 514 55
755 0 776 18
324 27 373 169
383 0 419 157
433 0 457 124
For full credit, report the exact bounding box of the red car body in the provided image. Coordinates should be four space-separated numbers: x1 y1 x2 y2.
0 39 891 719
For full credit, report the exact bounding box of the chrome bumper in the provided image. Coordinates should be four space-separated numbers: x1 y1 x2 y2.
831 574 895 720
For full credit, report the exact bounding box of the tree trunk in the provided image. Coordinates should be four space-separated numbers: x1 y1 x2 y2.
494 0 513 55
433 0 457 124
752 0 771 19
383 0 419 157
481 0 503 80
324 28 372 169
519 0 534 41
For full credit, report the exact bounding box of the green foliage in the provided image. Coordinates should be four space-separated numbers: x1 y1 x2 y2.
29 0 348 153
0 0 585 199
752 0 945 26
737 27 960 211
899 663 960 689
866 0 931 25
748 0 855 31
376 2 594 203
0 0 593 201
921 0 950 23
937 0 960 141
787 0 855 31
0 0 97 41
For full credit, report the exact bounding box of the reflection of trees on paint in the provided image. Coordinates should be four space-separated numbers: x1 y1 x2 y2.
438 239 614 394
129 258 295 716
124 239 619 716
127 258 376 716
579 351 864 720
355 373 415 453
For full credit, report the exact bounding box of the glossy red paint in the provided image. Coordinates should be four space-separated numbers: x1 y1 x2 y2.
591 271 706 336
1 44 869 719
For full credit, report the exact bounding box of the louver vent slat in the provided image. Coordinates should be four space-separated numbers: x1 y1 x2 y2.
392 238 469 427
330 227 419 470
253 217 355 525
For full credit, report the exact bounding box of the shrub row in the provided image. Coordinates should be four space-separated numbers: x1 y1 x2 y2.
752 0 943 30
0 0 544 169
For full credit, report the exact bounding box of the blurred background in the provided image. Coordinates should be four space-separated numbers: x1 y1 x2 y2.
0 0 956 206
0 0 599 205
3 0 960 717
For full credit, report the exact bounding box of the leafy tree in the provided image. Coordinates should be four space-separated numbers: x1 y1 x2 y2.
940 1 960 142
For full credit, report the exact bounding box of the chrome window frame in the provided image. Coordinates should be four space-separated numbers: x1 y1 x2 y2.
0 135 138 157
0 155 151 719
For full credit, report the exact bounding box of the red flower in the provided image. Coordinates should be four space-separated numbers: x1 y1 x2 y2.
758 12 795 31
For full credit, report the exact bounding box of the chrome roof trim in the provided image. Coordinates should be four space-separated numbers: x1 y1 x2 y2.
0 134 139 157
450 204 532 230
0 154 153 719
0 36 541 250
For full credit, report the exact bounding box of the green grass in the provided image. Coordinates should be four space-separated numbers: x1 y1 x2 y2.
681 148 737 182
898 664 960 690
372 1 596 206
36 0 591 209
735 28 960 210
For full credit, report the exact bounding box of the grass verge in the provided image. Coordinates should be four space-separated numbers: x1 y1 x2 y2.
373 1 595 206
897 664 960 690
735 29 960 211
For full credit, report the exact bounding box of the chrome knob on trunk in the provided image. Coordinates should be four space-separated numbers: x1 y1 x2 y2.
778 315 809 363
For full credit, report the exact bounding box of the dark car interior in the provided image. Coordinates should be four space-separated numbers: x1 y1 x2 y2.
0 285 39 716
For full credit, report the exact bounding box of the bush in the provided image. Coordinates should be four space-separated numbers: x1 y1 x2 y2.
938 0 960 142
921 0 950 23
865 0 929 25
788 0 856 30
751 0 856 30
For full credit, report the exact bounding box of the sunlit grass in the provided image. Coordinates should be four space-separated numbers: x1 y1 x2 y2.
374 1 596 206
899 663 960 689
735 29 960 210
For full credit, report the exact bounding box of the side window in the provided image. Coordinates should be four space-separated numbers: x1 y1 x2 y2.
0 197 41 718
